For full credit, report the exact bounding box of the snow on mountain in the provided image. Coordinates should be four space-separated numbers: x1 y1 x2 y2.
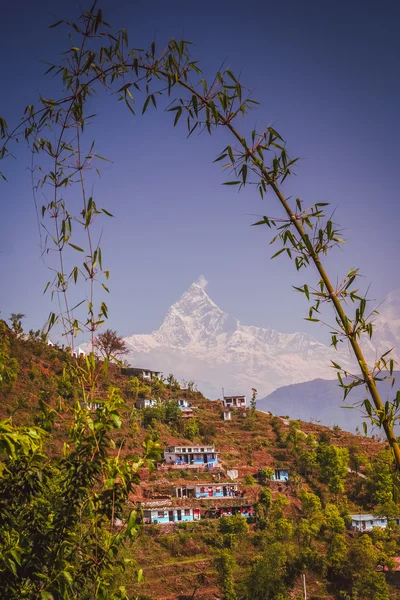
123 282 361 399
366 289 400 362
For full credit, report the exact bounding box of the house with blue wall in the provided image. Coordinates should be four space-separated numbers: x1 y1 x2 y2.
176 398 191 409
174 483 240 499
350 514 388 531
272 469 289 481
164 445 219 469
141 500 201 524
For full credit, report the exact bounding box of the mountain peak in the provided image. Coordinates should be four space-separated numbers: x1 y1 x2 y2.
122 282 399 399
176 281 219 310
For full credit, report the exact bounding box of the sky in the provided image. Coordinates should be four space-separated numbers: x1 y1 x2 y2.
1 0 399 344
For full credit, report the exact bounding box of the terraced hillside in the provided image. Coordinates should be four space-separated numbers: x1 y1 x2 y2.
1 321 400 599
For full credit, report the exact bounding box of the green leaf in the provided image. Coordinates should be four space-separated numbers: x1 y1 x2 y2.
68 243 85 252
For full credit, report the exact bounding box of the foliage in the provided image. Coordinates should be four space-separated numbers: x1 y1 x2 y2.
166 374 180 392
365 450 395 506
141 400 180 428
245 541 292 600
258 467 275 485
0 322 19 392
219 514 249 538
214 549 237 600
0 388 156 599
184 417 200 441
317 443 349 494
346 536 390 600
95 329 128 362
244 474 256 486
9 314 25 336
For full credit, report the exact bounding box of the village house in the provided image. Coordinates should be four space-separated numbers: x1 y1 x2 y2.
272 469 289 481
218 505 253 519
164 445 219 469
174 482 241 499
176 398 194 418
72 346 86 358
350 514 388 531
222 395 246 409
139 496 253 524
121 366 163 380
177 398 191 409
135 398 157 409
141 500 201 524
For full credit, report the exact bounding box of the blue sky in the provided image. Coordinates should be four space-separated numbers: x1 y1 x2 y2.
1 0 399 343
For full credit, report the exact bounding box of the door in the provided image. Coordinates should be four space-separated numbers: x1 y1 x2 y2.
169 511 174 522
177 510 182 521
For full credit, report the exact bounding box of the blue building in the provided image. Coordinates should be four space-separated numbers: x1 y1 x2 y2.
142 502 201 524
174 483 240 499
164 445 219 469
272 469 289 481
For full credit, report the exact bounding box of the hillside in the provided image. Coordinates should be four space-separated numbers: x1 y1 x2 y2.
259 374 400 434
1 322 400 600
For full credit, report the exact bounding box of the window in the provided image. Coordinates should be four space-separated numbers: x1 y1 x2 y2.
206 448 213 452
157 511 166 518
184 509 191 516
193 448 199 452
182 448 187 453
200 448 205 452
175 448 181 452
188 448 192 452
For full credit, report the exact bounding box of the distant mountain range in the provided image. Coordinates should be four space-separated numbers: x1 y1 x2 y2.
121 282 400 401
258 372 400 433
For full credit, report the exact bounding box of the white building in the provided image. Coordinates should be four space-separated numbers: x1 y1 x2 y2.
121 367 163 380
135 398 157 409
164 445 219 468
350 514 388 531
223 409 232 421
222 395 246 409
72 346 86 358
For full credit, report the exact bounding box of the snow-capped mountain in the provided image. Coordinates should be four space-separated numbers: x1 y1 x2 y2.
363 289 400 363
123 281 371 399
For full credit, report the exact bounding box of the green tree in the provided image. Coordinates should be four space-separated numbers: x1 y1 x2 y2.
317 444 349 494
246 542 292 600
8 314 25 337
346 536 390 600
0 388 153 599
0 322 18 392
258 467 275 485
219 514 249 538
324 503 345 534
214 549 237 600
365 450 395 506
327 533 348 576
184 417 200 441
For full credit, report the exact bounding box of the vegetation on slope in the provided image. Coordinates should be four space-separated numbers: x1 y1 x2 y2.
1 323 400 599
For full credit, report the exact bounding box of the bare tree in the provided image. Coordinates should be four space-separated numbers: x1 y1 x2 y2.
94 329 128 362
